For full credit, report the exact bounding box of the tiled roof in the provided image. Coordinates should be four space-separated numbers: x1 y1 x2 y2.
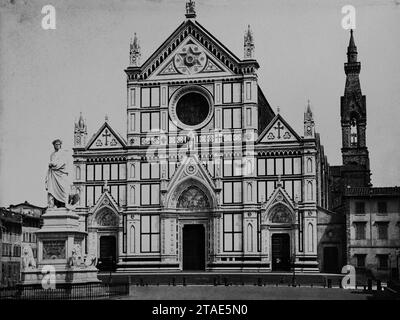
0 207 22 223
345 186 400 197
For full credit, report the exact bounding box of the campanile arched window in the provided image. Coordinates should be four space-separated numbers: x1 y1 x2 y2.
350 117 358 146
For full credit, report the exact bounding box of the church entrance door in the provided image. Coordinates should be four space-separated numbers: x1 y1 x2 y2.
183 225 205 271
271 234 291 271
323 247 339 273
98 235 117 271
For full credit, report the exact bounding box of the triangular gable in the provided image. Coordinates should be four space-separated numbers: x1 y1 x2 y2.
136 19 245 80
88 189 120 216
167 154 216 192
262 184 296 211
260 183 297 225
148 36 233 80
86 122 126 150
257 114 301 144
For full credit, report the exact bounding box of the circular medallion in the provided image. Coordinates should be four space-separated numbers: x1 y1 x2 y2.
174 44 206 75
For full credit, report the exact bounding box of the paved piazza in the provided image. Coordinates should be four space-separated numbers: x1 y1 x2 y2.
113 285 398 300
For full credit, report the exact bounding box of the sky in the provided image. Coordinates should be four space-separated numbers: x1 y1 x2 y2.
0 0 399 207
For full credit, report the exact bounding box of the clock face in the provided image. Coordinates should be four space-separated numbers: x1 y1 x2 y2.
307 126 312 133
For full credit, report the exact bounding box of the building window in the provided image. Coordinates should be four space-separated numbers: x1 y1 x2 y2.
355 254 366 268
223 213 243 252
377 222 388 240
94 164 101 181
223 159 242 177
223 182 242 204
266 158 274 175
223 108 242 129
355 202 365 214
258 158 301 176
350 117 358 146
354 222 366 240
141 112 160 132
141 87 160 107
103 164 110 180
222 82 241 104
275 158 283 175
378 202 387 214
257 180 278 203
377 254 388 270
140 215 160 253
293 157 302 174
257 159 265 176
86 164 94 181
141 162 160 180
140 184 160 205
284 158 293 175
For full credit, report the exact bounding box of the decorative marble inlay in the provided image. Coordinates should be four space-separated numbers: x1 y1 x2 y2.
174 43 206 75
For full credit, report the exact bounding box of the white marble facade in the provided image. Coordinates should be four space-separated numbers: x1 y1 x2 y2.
72 7 328 272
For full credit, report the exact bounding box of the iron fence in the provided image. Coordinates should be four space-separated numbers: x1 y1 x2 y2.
0 282 129 300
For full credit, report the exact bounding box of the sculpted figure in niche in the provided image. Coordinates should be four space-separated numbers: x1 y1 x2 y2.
271 205 292 224
177 186 210 209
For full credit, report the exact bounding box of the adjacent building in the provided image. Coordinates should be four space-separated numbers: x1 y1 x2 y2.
345 187 400 279
9 201 45 260
0 208 22 287
327 30 400 279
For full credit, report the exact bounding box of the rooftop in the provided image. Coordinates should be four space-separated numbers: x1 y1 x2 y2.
345 186 400 197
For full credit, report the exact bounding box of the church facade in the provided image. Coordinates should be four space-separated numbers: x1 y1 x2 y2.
72 2 330 272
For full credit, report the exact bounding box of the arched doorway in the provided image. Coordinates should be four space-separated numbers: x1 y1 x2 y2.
94 208 119 271
178 186 209 271
268 204 294 271
271 234 291 271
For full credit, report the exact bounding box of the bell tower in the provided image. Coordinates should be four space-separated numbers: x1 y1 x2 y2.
340 30 371 186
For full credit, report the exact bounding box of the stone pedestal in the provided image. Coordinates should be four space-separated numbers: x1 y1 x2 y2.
20 208 100 285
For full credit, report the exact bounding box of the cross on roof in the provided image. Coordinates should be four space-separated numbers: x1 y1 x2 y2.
102 129 111 146
274 121 284 139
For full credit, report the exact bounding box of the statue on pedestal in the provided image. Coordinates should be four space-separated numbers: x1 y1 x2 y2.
21 244 37 270
68 244 84 268
45 139 79 208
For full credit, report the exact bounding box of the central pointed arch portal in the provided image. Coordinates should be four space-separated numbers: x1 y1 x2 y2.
167 177 215 271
